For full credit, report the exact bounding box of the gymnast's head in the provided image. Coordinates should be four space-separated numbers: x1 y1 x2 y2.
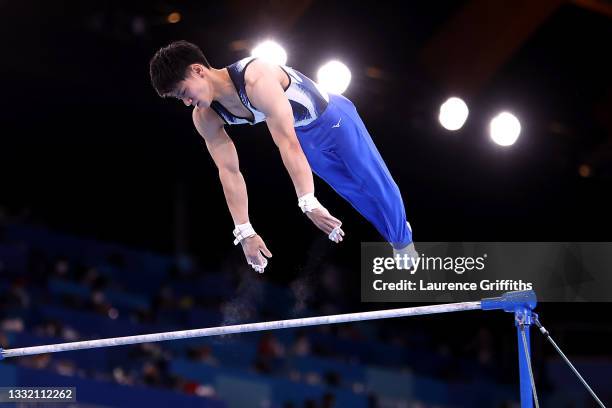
149 40 214 109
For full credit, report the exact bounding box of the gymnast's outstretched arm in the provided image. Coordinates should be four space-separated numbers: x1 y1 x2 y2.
192 107 272 272
245 60 344 242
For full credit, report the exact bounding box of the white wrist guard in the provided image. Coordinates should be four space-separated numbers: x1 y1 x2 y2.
233 222 256 245
298 193 322 213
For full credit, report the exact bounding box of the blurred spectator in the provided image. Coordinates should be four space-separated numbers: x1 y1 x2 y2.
34 320 63 338
187 345 219 366
30 319 80 342
291 330 311 357
54 359 77 376
1 317 24 332
255 333 285 374
52 257 71 278
0 332 10 349
131 308 155 324
83 267 108 291
181 380 217 398
154 284 177 311
142 361 162 386
90 290 112 315
113 366 136 385
129 343 166 360
61 325 80 341
258 333 285 359
20 354 52 370
337 324 363 341
3 277 31 308
304 371 322 385
178 295 195 310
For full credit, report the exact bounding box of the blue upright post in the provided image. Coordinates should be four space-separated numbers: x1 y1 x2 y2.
515 307 534 408
481 290 537 408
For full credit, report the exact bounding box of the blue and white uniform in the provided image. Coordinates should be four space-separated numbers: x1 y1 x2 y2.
212 57 413 248
211 57 329 128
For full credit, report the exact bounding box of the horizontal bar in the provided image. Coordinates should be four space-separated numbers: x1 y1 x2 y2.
0 301 481 359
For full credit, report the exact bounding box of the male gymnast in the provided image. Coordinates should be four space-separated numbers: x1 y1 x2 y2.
149 40 416 273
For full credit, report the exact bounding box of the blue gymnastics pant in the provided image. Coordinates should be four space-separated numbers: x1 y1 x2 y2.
295 93 413 249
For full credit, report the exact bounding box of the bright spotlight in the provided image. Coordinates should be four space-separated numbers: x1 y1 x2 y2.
490 112 521 146
316 61 352 94
439 97 469 131
251 40 288 65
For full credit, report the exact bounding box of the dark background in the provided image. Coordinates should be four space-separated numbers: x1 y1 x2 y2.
1 0 611 379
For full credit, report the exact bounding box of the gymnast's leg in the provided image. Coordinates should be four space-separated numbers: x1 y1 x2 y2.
296 94 415 256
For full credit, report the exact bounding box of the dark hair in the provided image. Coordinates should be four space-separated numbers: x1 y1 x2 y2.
149 40 211 96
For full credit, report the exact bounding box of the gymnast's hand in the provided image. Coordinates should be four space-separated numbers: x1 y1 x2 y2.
240 234 272 273
305 207 345 243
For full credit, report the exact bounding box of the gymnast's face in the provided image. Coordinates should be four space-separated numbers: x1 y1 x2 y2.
172 64 213 109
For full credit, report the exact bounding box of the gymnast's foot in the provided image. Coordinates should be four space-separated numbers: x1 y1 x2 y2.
393 242 419 271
